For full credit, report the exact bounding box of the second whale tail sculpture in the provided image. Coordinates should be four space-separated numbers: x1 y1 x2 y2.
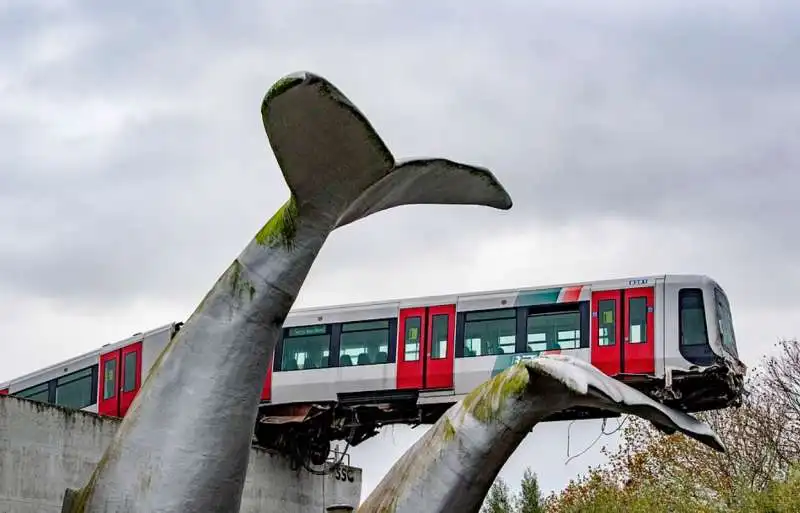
358 353 726 513
64 72 512 513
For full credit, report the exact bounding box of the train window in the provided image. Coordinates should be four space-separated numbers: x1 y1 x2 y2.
340 320 391 366
714 288 738 358
123 352 137 392
679 289 708 347
103 359 116 400
628 297 647 344
16 382 50 403
55 367 94 409
463 309 516 357
282 325 331 371
598 300 616 346
527 311 581 351
404 317 421 361
430 315 449 359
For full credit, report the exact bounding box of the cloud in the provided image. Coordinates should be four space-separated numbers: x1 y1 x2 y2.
1 0 799 501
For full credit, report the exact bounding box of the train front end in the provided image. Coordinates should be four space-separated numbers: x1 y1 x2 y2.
662 275 747 412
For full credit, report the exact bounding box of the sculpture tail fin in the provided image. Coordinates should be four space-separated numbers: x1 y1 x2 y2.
260 71 512 233
334 157 512 229
524 355 726 452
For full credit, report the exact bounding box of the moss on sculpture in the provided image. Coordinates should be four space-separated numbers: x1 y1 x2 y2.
442 417 457 443
461 362 530 424
255 196 299 249
261 74 305 116
229 260 256 302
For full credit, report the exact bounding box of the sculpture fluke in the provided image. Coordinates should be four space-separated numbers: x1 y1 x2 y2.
65 71 512 513
358 354 724 513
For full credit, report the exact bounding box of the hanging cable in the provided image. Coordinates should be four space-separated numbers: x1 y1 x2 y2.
564 415 629 465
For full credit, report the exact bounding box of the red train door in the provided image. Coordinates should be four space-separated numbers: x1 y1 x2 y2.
119 341 142 416
591 287 656 376
591 290 622 375
99 349 120 416
424 304 456 390
623 287 655 374
0 388 8 396
99 341 143 417
397 308 426 389
396 305 456 390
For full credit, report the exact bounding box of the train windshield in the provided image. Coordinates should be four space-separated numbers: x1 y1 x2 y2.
714 287 738 358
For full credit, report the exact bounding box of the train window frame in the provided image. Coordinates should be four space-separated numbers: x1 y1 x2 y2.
404 316 422 362
598 299 616 347
628 297 648 344
123 352 137 392
339 319 392 367
461 308 517 358
678 289 709 347
526 309 582 352
55 366 96 409
279 324 332 371
13 364 98 409
430 314 449 360
714 287 739 358
678 287 716 366
103 358 117 400
15 381 50 403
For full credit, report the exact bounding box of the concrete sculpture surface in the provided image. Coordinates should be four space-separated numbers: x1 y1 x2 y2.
63 71 513 513
358 354 725 513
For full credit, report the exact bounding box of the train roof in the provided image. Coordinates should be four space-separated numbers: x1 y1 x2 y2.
0 322 176 389
0 273 717 387
282 273 714 316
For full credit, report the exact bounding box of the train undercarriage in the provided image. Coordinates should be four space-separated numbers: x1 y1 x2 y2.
252 363 745 473
252 391 450 473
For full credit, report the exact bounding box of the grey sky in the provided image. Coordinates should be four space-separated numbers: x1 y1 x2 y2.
1 0 798 500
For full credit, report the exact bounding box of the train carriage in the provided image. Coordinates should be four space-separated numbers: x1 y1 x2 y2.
0 273 746 467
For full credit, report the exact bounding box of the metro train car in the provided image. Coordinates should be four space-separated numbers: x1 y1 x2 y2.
0 273 745 468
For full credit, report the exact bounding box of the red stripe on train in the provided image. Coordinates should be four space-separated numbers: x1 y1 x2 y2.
562 286 583 303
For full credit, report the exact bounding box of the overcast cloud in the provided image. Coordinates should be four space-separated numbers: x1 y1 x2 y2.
1 0 798 500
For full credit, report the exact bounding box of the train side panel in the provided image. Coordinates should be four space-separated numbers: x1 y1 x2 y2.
97 324 176 417
452 283 594 395
7 350 99 414
663 277 685 372
655 279 666 378
8 351 98 395
1 274 744 423
453 349 591 395
271 364 397 404
140 326 174 383
663 275 729 372
270 302 402 404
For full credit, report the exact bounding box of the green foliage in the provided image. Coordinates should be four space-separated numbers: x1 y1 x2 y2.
517 468 544 513
738 464 800 512
482 477 514 513
481 468 543 513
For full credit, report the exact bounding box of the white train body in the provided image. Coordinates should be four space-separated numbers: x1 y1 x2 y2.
1 274 745 435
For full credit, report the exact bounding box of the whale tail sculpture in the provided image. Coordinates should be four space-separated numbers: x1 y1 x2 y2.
260 71 511 241
358 353 726 513
64 71 513 513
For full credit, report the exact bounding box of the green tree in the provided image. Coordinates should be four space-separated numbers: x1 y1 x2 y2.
482 476 514 513
516 467 543 513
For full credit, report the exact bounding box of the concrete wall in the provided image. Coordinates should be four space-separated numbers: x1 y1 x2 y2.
0 396 362 512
